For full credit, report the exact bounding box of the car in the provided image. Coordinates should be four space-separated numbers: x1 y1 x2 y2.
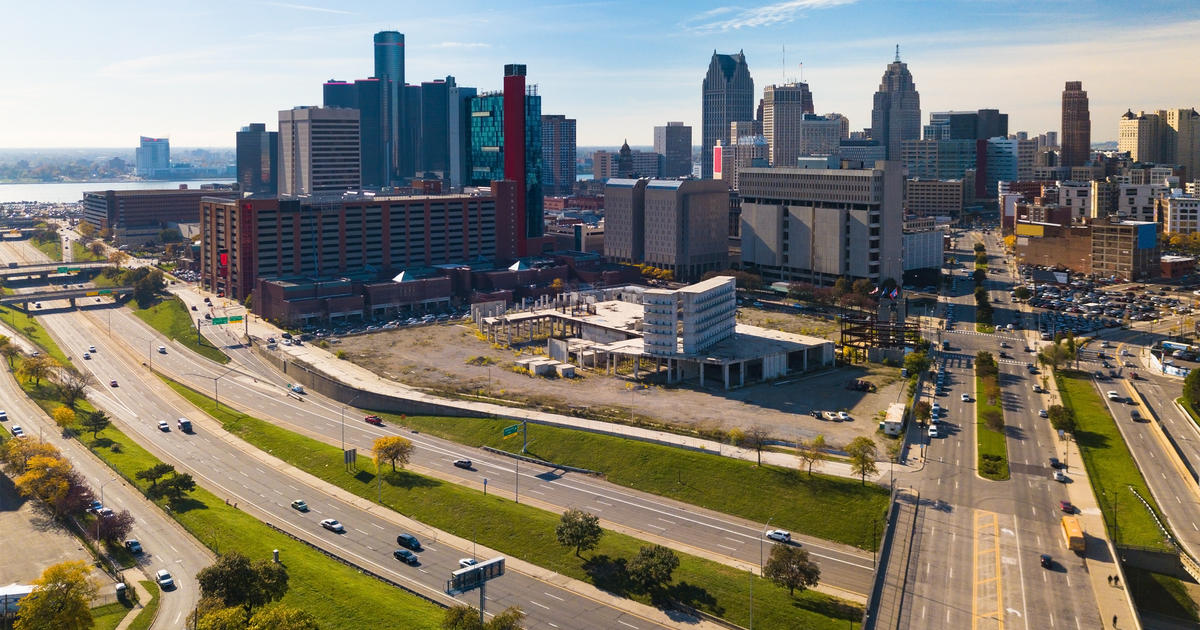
396 533 422 551
110 380 118 387
928 425 939 438
89 345 96 353
1053 470 1068 483
999 341 1009 348
157 420 169 431
459 558 478 568
1040 554 1053 569
291 499 309 511
364 415 383 426
1059 500 1075 514
97 507 114 518
1106 391 1121 401
961 393 971 402
393 549 419 565
320 519 345 533
281 332 292 339
82 352 90 360
837 411 850 421
0 410 6 421
1131 409 1142 421
267 337 276 344
88 500 103 513
1049 457 1064 469
190 305 198 311
11 425 25 438
453 459 472 470
766 529 792 543
155 569 174 589
1038 409 1048 418
1032 384 1044 393
124 539 143 554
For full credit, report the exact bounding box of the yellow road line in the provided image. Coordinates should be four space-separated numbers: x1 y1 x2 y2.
973 510 1004 630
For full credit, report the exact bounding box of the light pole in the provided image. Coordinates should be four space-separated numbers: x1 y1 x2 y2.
339 392 362 452
97 477 116 540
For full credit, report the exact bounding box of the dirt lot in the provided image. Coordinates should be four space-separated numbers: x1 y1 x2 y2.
336 321 905 449
734 307 840 339
0 475 93 585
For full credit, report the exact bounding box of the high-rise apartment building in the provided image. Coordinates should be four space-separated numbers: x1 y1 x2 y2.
373 31 405 180
739 162 904 286
714 134 768 191
135 136 170 177
541 114 577 196
278 106 361 196
701 51 754 179
654 122 693 177
1167 108 1200 180
235 123 278 195
762 82 814 166
1061 81 1091 168
869 50 921 159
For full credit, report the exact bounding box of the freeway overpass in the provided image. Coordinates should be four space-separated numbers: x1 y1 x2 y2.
0 261 109 280
0 286 134 311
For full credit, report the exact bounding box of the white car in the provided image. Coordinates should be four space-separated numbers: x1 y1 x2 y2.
1053 470 1068 483
320 519 345 533
1038 409 1048 418
88 345 96 353
459 558 478 568
928 425 939 438
961 393 971 402
157 420 170 431
155 569 174 589
766 529 791 543
11 425 25 438
836 411 850 421
1106 391 1121 401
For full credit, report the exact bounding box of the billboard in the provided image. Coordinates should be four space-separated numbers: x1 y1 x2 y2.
447 557 505 594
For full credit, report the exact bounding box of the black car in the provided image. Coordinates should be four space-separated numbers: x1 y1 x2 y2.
1040 554 1053 569
396 533 422 551
393 548 419 565
1049 457 1065 469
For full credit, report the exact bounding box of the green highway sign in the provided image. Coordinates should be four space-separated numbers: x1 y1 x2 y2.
229 315 244 323
211 317 229 325
56 267 81 273
502 424 520 437
98 289 111 295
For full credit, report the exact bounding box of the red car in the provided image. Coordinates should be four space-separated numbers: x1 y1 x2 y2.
1059 500 1075 514
364 415 383 426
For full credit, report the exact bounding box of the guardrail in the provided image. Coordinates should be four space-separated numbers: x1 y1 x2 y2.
479 446 602 476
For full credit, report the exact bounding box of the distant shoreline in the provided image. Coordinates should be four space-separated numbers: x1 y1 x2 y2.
0 178 224 185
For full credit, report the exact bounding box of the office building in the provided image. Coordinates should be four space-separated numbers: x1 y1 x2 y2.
603 178 648 263
418 77 453 175
135 136 170 177
374 31 405 180
593 149 662 180
985 138 1019 196
835 139 886 166
541 114 577 196
322 78 386 187
278 106 361 196
1091 217 1160 281
1057 180 1091 222
654 122 693 177
1167 108 1200 180
603 179 728 281
1061 81 1091 167
447 84 478 189
701 51 754 179
903 227 945 271
869 49 921 159
235 123 278 195
199 192 498 302
83 188 234 245
714 135 768 191
739 162 904 286
1159 192 1200 234
762 82 815 166
906 178 965 221
901 139 977 181
924 109 1008 141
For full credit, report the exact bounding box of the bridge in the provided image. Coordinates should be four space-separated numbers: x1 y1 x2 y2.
0 261 110 280
0 286 134 311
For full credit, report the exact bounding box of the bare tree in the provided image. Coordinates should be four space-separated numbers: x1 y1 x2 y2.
744 425 772 466
797 434 826 477
54 368 94 410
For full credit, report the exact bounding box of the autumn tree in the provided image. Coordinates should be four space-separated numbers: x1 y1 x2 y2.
53 469 94 517
107 251 129 267
763 544 821 596
96 508 136 544
13 561 95 630
846 436 879 485
0 438 60 472
17 354 58 385
373 435 414 473
15 455 72 513
441 605 525 630
555 508 603 557
913 401 931 424
246 603 321 630
0 335 18 368
798 434 826 477
52 406 77 431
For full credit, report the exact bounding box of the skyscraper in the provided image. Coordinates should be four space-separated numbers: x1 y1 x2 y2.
322 78 387 188
235 123 278 195
420 77 453 174
654 122 692 178
1061 81 1091 168
278 106 360 196
135 136 170 177
541 114 576 196
447 84 478 189
762 82 817 166
701 51 754 179
373 31 404 180
869 47 921 160
1167 108 1200 181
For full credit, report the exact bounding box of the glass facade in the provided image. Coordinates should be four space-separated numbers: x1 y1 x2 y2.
469 94 505 186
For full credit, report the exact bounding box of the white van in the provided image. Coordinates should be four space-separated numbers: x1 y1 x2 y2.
157 345 167 354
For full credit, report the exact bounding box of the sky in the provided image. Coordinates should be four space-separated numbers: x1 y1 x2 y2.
2 0 1200 149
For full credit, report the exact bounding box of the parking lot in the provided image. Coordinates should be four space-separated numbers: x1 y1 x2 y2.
0 475 93 585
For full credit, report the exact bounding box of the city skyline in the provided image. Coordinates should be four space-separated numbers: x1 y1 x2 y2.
3 0 1200 148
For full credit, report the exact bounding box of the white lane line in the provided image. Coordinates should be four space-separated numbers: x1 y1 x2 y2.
656 517 676 525
724 537 742 544
595 500 614 506
529 600 550 610
584 506 603 512
543 592 564 602
354 529 369 535
618 621 639 629
647 524 666 531
717 544 737 551
527 489 545 496
371 522 385 529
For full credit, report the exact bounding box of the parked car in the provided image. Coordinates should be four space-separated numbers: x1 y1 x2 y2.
11 425 25 438
0 410 6 421
1049 457 1064 469
125 539 143 554
320 519 345 533
291 500 309 512
1053 470 1068 483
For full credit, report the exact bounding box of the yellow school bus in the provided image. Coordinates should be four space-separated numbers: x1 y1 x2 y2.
1061 515 1085 552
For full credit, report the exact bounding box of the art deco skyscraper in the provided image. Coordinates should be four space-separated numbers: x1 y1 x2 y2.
1061 81 1091 168
869 47 921 160
701 51 754 179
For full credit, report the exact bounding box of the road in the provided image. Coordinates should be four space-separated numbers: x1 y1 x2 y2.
890 231 1102 630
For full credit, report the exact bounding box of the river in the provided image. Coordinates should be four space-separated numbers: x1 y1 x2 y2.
0 180 235 204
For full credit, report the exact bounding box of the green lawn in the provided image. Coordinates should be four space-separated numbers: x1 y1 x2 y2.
976 323 996 334
31 237 63 261
1125 567 1200 623
327 409 889 550
71 241 105 262
1057 371 1172 550
0 305 72 365
131 296 229 364
975 374 1010 481
1179 397 1200 428
91 600 132 630
164 378 864 630
126 581 159 630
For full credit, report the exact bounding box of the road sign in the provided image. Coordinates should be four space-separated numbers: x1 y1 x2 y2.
229 315 244 323
344 448 357 467
211 317 229 325
56 267 80 273
502 424 520 437
98 289 111 295
446 557 505 594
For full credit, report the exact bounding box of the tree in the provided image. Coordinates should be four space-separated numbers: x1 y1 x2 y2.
54 369 94 410
1013 286 1031 301
107 251 129 266
743 425 771 466
52 406 77 431
851 278 874 297
13 560 95 630
555 508 603 557
53 469 94 517
1047 404 1077 433
159 228 183 243
246 603 320 630
846 436 879 485
1038 343 1071 371
1186 368 1200 410
196 606 246 630
982 408 1005 432
132 269 165 305
373 435 414 473
550 278 565 292
0 438 60 472
627 545 679 589
15 455 72 513
18 354 58 385
153 472 197 502
974 242 986 253
903 351 931 376
0 337 19 368
89 241 106 257
96 508 135 544
80 410 110 438
76 222 97 239
913 401 931 424
832 277 851 297
441 605 525 630
764 544 821 596
196 551 290 615
798 434 826 477
136 463 176 489
787 282 814 302
727 427 745 447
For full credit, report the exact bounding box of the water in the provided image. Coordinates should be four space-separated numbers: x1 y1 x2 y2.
0 180 236 204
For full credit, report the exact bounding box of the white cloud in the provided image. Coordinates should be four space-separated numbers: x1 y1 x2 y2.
682 0 858 33
262 2 353 15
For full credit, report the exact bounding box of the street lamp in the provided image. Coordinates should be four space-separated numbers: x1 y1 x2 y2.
340 392 363 452
97 477 116 540
187 366 237 410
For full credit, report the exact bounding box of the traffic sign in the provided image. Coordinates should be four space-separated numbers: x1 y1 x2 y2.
211 317 229 325
447 557 505 594
229 315 243 323
97 289 111 295
502 424 520 437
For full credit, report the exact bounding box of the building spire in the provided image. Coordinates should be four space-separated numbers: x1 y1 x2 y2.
894 44 900 62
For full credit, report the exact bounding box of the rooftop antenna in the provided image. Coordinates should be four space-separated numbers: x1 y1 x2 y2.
894 44 901 62
799 61 804 82
782 44 786 83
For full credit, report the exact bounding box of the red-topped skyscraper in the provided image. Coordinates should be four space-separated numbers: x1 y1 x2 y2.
1060 81 1091 168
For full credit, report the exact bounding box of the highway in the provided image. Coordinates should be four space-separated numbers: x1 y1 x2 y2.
892 231 1102 629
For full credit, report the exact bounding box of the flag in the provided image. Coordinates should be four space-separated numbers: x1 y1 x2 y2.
890 288 899 299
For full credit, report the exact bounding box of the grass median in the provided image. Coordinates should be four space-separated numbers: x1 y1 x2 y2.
1057 370 1172 550
975 366 1009 481
0 305 71 365
71 242 105 262
31 237 62 261
130 296 229 364
90 600 132 630
164 377 865 630
125 580 159 630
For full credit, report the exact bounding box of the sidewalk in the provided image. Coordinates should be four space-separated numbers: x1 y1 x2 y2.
113 570 153 630
170 286 894 484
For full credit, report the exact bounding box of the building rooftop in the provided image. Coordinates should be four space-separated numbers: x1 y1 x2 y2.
1161 255 1195 263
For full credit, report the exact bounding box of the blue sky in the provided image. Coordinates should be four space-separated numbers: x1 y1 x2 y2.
2 0 1199 148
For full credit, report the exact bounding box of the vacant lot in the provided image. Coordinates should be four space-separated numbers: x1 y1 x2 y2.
0 474 93 585
734 306 840 339
337 322 903 448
